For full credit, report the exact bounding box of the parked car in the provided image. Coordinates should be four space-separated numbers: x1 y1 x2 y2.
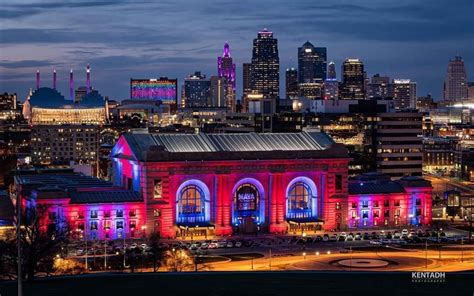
235 241 242 248
315 235 323 242
218 241 227 248
355 233 362 240
208 242 218 249
226 242 234 248
363 233 371 240
200 243 209 249
330 234 338 242
401 229 409 236
370 240 382 245
322 234 330 242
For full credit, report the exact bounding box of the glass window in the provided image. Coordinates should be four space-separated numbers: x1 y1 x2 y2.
153 179 162 199
178 185 205 215
90 221 98 230
153 209 161 217
384 200 390 207
335 174 343 191
336 202 341 210
90 210 98 219
287 181 311 211
394 200 400 207
116 221 124 229
352 202 357 208
116 209 123 218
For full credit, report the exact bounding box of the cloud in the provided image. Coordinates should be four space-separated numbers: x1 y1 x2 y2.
0 59 57 69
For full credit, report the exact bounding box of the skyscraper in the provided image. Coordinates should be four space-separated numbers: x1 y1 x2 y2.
217 43 236 91
297 41 327 83
210 76 229 108
250 29 280 101
393 79 416 110
285 68 298 99
324 61 338 100
183 71 211 107
340 59 365 99
217 43 236 111
328 61 336 80
443 56 468 101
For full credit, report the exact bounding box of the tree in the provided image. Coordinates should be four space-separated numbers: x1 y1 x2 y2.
148 233 163 272
17 204 70 281
163 248 193 272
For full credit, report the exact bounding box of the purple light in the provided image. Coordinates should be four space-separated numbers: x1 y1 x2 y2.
217 42 236 90
70 69 74 100
86 64 91 93
36 69 40 90
53 69 57 90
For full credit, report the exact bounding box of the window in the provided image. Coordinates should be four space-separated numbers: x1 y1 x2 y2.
384 210 390 218
395 209 401 217
336 202 341 210
129 209 136 217
351 211 357 218
90 210 98 219
104 210 111 218
416 208 422 216
153 179 162 199
394 200 400 207
287 181 311 211
104 220 111 230
374 201 379 208
335 174 342 191
48 212 57 220
116 221 124 229
352 202 357 209
362 201 369 208
153 209 161 217
78 211 84 219
415 199 421 206
384 200 389 207
130 220 136 230
90 221 98 230
116 210 123 218
362 211 369 219
179 185 205 214
373 210 380 218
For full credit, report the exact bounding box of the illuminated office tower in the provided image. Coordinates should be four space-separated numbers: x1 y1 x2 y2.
443 56 468 101
183 71 211 107
393 79 416 110
340 59 365 99
285 68 298 99
324 61 338 100
250 29 280 101
218 42 236 91
367 74 393 99
217 43 236 110
298 41 327 82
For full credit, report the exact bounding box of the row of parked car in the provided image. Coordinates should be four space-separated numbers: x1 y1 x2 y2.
290 229 453 244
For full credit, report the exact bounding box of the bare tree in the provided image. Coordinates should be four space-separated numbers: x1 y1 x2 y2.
163 248 193 272
16 204 70 281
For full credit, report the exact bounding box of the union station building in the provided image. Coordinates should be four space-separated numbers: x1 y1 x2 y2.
111 131 432 239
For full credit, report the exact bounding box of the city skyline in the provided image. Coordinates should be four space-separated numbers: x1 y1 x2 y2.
1 0 473 101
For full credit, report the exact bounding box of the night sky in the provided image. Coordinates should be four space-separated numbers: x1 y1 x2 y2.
1 0 473 102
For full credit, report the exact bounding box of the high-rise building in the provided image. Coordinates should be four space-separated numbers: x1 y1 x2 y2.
324 61 338 100
443 56 468 101
285 68 298 99
376 111 423 178
393 79 416 110
130 77 178 106
340 59 365 99
367 74 393 99
218 43 236 91
328 61 336 80
298 41 327 83
210 76 229 108
250 29 280 102
183 71 211 107
242 63 251 96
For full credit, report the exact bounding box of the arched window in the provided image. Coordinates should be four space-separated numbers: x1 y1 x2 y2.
176 181 210 224
286 177 317 220
287 181 311 211
178 185 204 215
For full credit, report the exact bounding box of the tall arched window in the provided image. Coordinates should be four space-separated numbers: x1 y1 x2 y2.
286 177 317 220
177 183 207 223
287 181 311 211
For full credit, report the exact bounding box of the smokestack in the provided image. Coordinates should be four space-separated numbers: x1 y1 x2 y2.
86 64 91 93
53 69 57 90
70 69 74 100
36 70 40 90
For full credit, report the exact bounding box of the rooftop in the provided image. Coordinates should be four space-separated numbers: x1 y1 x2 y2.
70 190 143 204
114 131 348 162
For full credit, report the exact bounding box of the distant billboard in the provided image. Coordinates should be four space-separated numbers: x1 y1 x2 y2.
130 78 177 105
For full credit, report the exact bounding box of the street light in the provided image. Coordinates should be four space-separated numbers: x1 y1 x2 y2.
303 252 306 260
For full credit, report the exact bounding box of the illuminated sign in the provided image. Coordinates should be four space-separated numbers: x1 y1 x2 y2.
236 184 258 211
130 78 177 105
305 48 312 53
